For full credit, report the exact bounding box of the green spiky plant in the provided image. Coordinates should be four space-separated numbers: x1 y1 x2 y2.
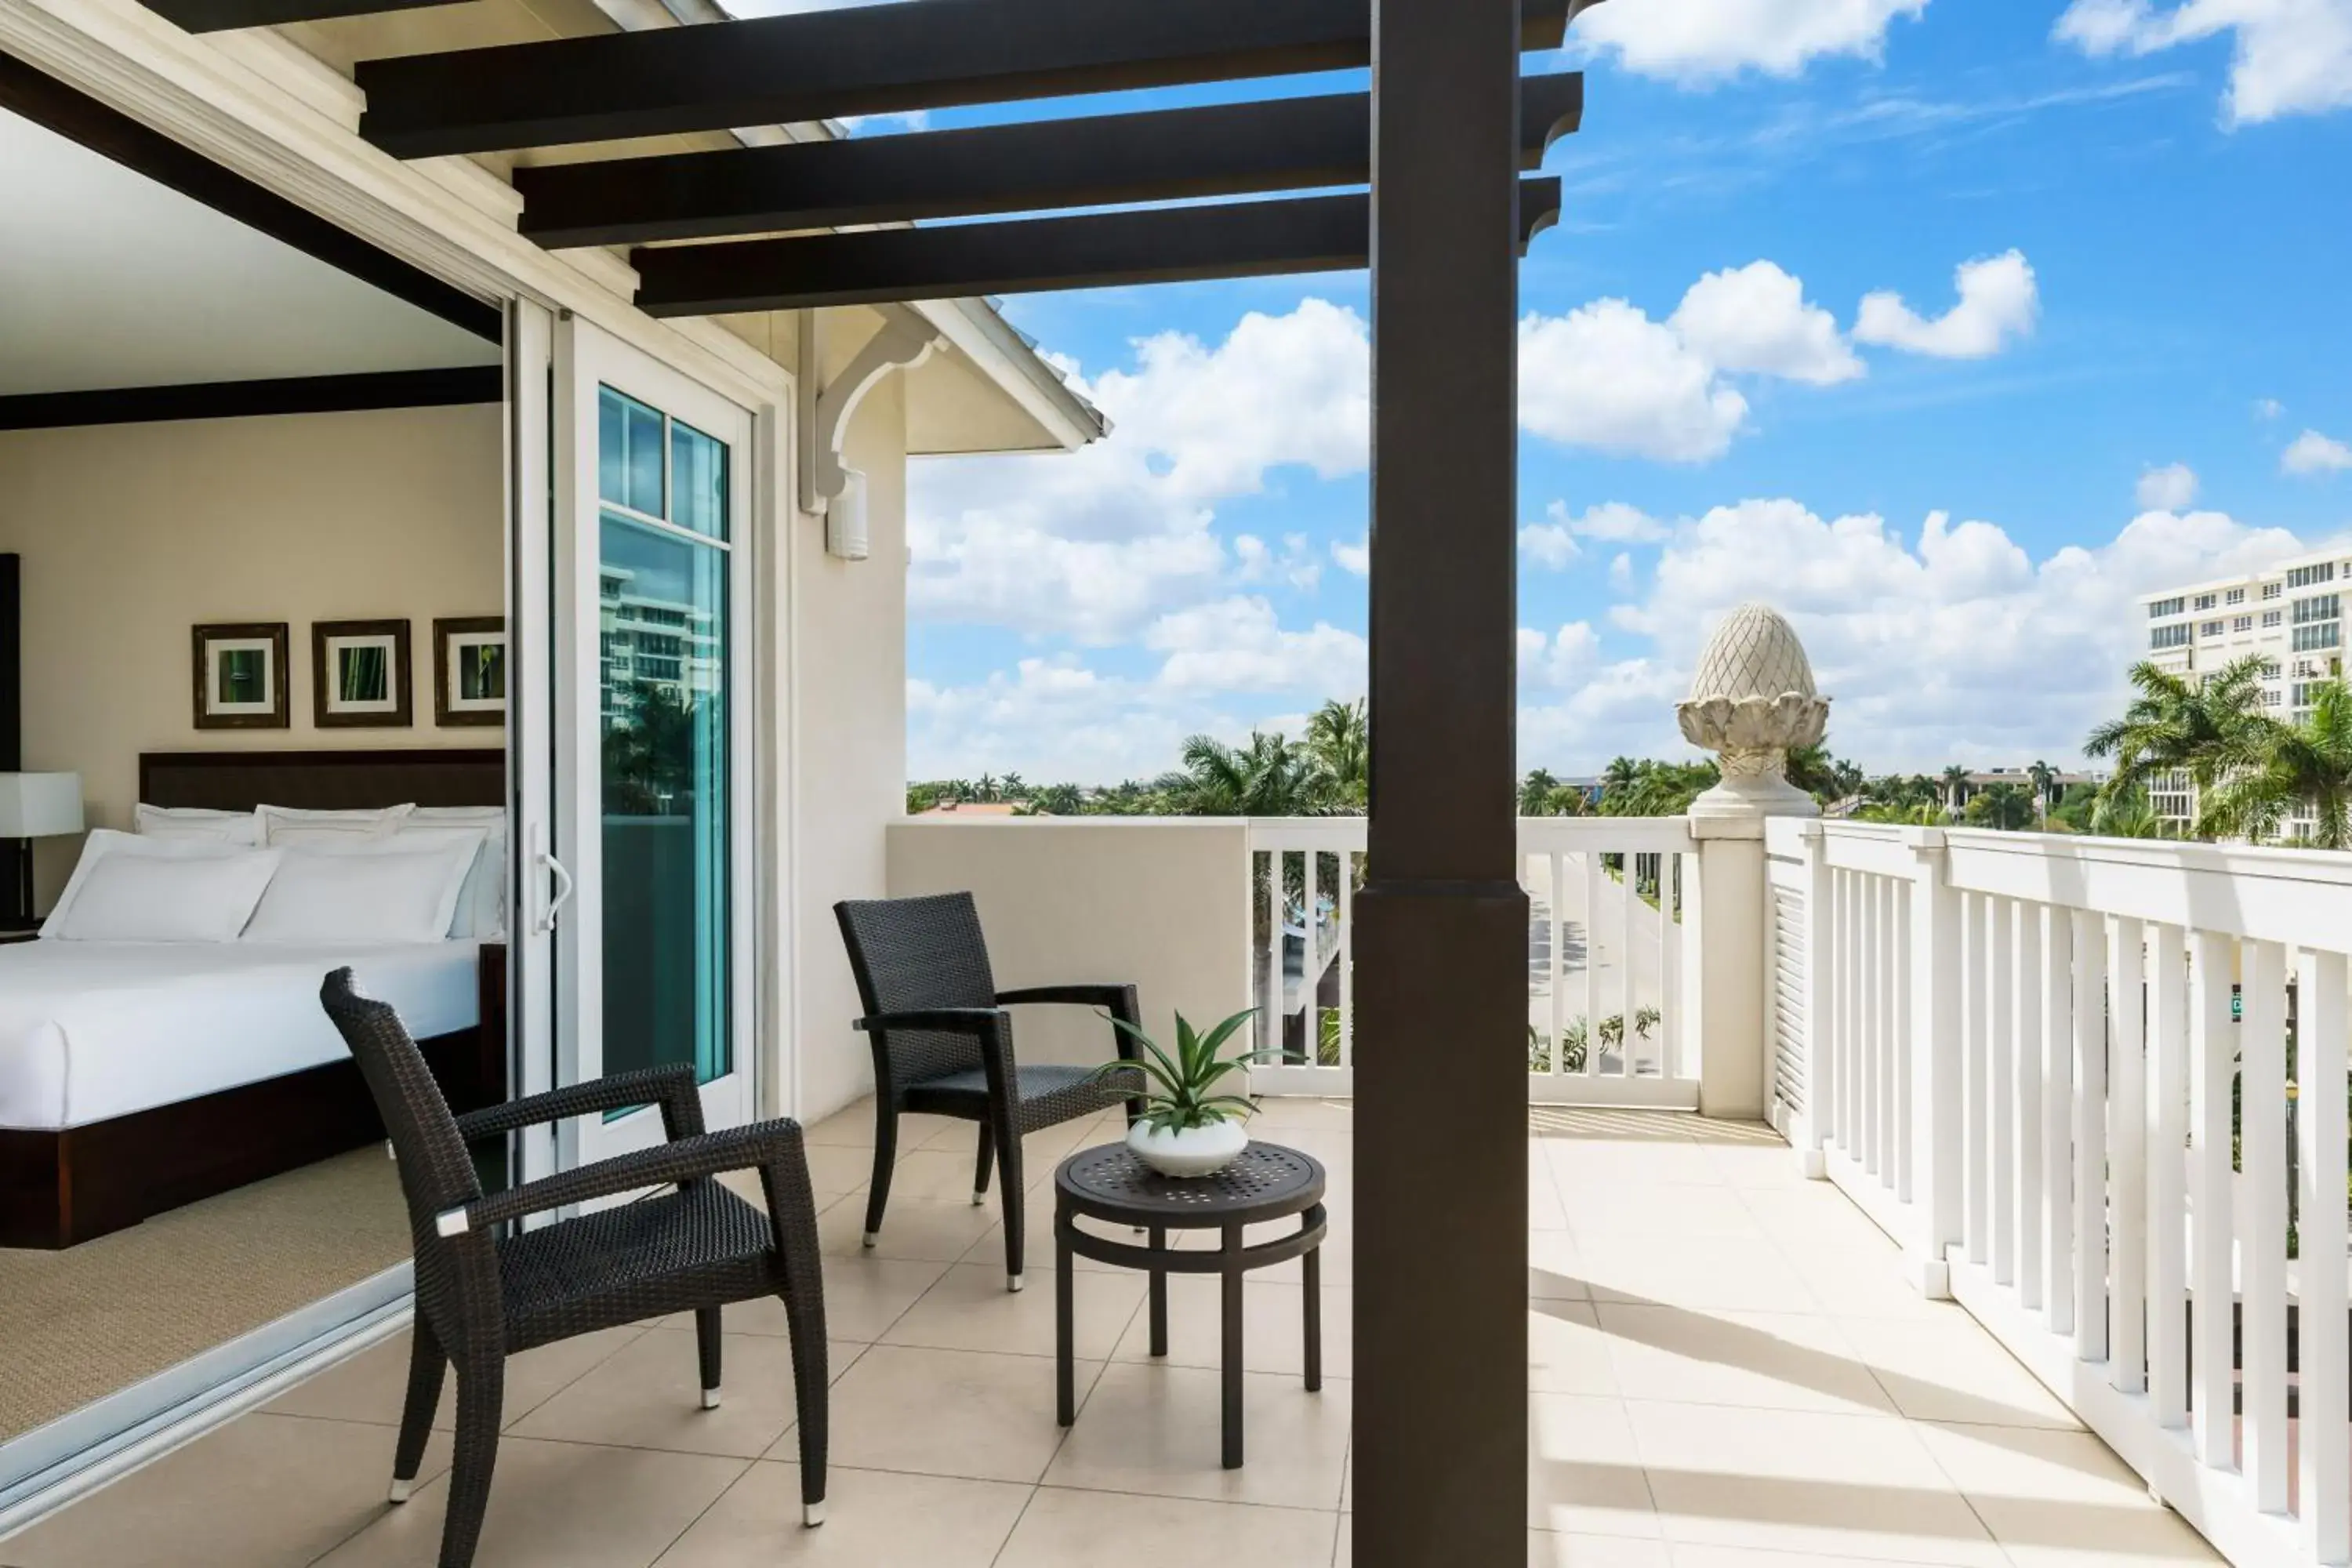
1093 1007 1266 1133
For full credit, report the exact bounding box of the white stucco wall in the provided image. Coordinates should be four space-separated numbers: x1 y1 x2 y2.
884 818 1254 1070
788 361 911 1123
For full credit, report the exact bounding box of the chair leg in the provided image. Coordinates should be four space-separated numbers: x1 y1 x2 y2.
768 1165 830 1528
437 1353 505 1568
862 1103 898 1248
990 1102 1025 1292
695 1305 724 1409
971 1121 994 1207
389 1319 447 1504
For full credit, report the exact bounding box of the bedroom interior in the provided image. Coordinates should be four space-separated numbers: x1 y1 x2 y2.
0 63 516 1463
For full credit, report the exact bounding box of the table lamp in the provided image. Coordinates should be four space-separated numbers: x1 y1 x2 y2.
0 773 84 927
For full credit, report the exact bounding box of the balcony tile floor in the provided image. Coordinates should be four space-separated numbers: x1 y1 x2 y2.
0 1102 2220 1567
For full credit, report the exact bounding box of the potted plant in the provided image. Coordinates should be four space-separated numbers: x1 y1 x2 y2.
1095 1007 1263 1178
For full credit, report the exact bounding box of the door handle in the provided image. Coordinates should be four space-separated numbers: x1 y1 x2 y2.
532 823 574 934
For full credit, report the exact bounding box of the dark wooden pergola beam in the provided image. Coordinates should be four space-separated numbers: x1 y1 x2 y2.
517 74 1582 250
138 0 467 33
628 176 1560 317
357 0 1575 159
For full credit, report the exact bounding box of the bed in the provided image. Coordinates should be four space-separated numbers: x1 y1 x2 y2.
0 749 507 1250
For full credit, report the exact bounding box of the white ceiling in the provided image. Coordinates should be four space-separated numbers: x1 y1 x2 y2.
0 107 499 398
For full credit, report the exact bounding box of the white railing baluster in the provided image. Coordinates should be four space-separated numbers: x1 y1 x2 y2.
1968 891 1992 1264
2296 947 2350 1563
2188 931 2235 1469
2016 898 2045 1311
2044 906 2076 1335
2147 921 2189 1429
1546 851 1565 1082
2240 938 2290 1513
1620 854 1639 1079
2075 909 2110 1364
1863 872 1882 1178
1662 854 1683 1080
2111 916 2148 1396
1584 850 1602 1076
1337 849 1354 1069
1893 881 1914 1203
1992 895 2016 1287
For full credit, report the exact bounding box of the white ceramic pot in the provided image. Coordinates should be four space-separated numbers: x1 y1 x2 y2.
1126 1118 1249 1178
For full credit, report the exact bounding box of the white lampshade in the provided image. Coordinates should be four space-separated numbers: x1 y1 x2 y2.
0 773 85 839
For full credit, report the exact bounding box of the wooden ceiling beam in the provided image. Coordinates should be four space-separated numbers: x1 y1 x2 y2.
630 176 1563 318
358 0 1576 158
517 74 1583 249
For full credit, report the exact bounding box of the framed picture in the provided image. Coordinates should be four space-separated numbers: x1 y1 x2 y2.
191 622 290 731
434 617 506 728
311 619 413 729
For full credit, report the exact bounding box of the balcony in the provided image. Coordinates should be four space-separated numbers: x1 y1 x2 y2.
5 814 2343 1567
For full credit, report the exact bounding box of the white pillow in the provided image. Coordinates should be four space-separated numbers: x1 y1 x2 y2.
42 829 252 937
397 811 506 940
134 804 264 847
258 802 415 846
242 838 481 946
47 844 283 942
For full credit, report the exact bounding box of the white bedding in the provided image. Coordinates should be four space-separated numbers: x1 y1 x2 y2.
0 939 481 1130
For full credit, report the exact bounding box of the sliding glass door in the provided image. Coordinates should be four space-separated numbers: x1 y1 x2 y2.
551 323 753 1167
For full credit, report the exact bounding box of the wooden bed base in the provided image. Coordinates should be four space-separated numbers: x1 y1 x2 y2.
0 946 506 1250
0 746 510 1250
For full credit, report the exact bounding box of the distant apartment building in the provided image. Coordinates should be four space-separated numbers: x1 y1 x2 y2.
2136 544 2347 829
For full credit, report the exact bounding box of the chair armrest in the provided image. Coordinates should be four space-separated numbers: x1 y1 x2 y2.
852 1007 1007 1036
436 1120 805 1236
452 1065 705 1145
994 984 1138 1012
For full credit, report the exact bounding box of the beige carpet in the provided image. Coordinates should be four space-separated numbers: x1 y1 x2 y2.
0 1149 410 1441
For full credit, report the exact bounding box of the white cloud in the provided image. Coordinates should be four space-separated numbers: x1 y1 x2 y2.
1519 517 1582 571
2256 397 2285 419
1519 299 1751 462
1518 622 1604 689
2056 0 2352 123
908 300 1370 642
1853 250 2040 358
908 659 1215 785
1668 261 1866 384
1577 0 1929 82
1330 535 1370 577
1147 597 1367 697
2282 428 2352 474
1523 503 1676 569
1526 496 2314 771
2136 462 2199 510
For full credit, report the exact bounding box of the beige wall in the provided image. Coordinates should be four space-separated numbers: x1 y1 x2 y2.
0 404 503 906
789 366 912 1121
884 819 1254 1073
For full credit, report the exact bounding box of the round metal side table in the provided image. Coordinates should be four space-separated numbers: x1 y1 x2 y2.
1052 1141 1327 1468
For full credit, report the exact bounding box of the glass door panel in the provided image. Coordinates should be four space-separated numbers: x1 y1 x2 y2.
556 326 752 1169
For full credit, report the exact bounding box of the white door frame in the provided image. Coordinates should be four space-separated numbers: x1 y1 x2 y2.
554 315 760 1169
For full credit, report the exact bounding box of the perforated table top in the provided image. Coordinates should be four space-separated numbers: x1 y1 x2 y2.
1054 1141 1324 1228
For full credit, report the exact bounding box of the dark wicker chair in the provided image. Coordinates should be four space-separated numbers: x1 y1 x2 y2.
834 892 1145 1291
320 968 829 1568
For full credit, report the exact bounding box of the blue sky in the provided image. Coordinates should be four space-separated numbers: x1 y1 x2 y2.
874 0 2352 784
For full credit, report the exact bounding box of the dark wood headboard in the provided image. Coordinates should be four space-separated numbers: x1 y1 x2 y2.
138 748 506 812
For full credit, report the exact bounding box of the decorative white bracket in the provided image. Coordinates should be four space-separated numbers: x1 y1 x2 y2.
797 305 945 560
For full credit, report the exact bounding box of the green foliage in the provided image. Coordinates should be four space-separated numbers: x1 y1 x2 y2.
1095 1008 1265 1133
2195 681 2352 848
1595 757 1720 817
1963 781 2039 831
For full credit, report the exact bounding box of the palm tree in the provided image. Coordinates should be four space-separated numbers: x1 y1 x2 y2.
1965 781 2038 832
2197 681 2352 848
2027 759 2056 819
1599 756 1641 806
1166 731 1326 817
1940 764 1971 812
1519 768 1560 816
1304 699 1369 811
1022 782 1086 816
2085 656 2270 815
2089 784 2168 838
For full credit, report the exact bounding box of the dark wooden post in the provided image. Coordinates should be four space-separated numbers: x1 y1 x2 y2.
1353 0 1529 1562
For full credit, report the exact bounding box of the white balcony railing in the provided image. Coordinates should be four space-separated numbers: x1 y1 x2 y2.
1767 818 2352 1568
1244 817 1700 1106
